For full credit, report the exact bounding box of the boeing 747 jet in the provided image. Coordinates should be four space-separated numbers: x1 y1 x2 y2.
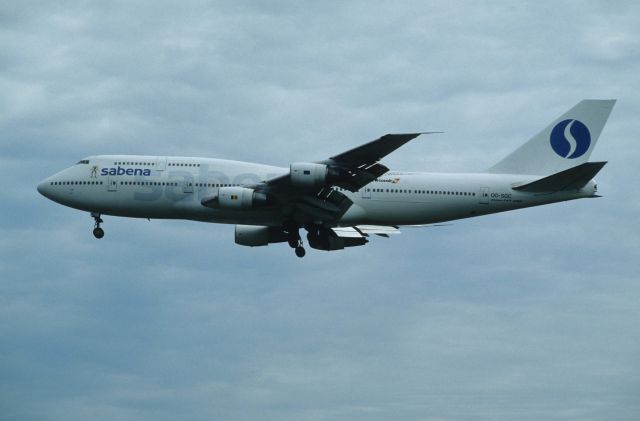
37 100 615 257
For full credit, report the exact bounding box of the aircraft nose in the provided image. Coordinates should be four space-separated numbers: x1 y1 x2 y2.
37 179 51 198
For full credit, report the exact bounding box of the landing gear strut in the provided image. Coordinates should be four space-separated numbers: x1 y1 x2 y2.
286 224 306 258
91 212 104 239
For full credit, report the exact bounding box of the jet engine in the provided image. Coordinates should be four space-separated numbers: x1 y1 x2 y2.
216 187 268 209
290 163 329 188
290 162 347 188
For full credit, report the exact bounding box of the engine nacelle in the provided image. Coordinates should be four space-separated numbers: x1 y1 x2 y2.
218 186 268 209
235 225 287 247
290 162 328 188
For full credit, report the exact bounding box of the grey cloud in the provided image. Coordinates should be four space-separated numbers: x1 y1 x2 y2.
2 1 640 420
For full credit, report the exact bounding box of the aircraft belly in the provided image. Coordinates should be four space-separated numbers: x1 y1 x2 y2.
355 198 486 225
174 202 283 225
355 200 439 225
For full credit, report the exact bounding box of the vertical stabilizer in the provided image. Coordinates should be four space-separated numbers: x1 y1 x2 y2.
488 99 615 175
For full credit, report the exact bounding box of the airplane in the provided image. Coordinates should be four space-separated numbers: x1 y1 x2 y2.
37 99 615 258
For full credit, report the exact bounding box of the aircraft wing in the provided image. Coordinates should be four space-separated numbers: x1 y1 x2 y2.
259 133 432 225
322 133 425 190
266 133 428 192
332 224 448 239
332 225 401 238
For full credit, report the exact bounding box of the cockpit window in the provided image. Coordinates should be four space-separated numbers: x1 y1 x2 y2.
76 159 90 164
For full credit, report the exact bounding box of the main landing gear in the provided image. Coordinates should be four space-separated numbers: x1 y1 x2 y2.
286 225 306 258
91 212 104 239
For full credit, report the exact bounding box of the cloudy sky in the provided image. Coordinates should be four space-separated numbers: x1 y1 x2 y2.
2 1 639 420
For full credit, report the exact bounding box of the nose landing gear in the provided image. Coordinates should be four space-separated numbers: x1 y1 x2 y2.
294 245 306 258
93 226 104 239
91 212 104 239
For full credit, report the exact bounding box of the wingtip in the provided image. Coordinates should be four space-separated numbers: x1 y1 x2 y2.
387 132 444 136
392 131 444 139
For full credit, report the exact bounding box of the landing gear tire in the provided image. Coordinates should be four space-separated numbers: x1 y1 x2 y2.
286 224 304 256
91 212 104 239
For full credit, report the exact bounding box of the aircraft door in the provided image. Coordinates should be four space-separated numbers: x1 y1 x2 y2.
108 176 118 192
362 186 371 199
183 180 194 194
479 187 489 204
156 156 167 171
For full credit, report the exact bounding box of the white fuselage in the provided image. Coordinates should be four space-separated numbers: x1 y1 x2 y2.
37 155 597 227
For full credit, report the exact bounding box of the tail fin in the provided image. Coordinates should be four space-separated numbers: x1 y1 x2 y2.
488 99 616 175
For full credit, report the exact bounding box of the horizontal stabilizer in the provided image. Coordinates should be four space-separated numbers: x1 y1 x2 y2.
512 162 606 193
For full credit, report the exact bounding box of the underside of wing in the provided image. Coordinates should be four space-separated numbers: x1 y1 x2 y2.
333 225 401 238
201 132 437 251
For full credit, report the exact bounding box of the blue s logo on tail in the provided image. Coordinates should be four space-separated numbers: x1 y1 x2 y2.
550 119 591 159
